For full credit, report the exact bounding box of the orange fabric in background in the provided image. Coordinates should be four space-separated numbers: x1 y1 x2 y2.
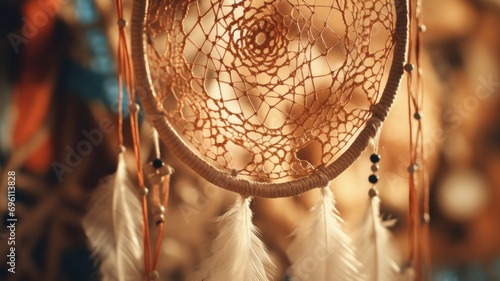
12 0 60 173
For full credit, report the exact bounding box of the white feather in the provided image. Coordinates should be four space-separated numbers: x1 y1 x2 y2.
190 196 275 281
287 187 363 281
356 195 401 281
82 153 144 281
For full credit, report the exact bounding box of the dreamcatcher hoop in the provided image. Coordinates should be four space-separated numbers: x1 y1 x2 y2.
130 0 408 198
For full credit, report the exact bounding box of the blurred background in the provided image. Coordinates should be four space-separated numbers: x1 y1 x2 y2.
1 0 500 280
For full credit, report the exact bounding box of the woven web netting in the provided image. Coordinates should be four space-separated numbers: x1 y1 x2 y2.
145 0 396 182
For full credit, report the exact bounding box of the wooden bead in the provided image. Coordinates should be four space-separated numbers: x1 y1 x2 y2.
152 204 165 215
368 188 379 198
138 187 149 196
118 145 126 153
422 213 431 224
407 163 419 173
117 18 127 28
148 270 160 280
413 112 423 120
128 103 140 113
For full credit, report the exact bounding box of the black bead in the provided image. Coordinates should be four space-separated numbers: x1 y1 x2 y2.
152 158 164 169
368 174 379 184
370 153 381 163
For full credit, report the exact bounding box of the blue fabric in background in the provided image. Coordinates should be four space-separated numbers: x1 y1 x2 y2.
61 58 130 114
75 0 98 24
70 0 133 116
433 260 500 281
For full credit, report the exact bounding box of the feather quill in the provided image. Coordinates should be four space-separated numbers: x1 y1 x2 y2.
287 187 363 281
355 194 401 281
190 196 275 281
82 153 144 281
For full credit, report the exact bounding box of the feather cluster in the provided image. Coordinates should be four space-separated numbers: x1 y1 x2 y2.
190 196 275 281
82 153 144 281
356 195 401 281
287 187 363 281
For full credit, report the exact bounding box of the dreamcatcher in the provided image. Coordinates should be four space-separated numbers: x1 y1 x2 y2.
82 0 430 280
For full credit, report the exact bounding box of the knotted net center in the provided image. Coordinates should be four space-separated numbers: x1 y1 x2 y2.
146 0 396 181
